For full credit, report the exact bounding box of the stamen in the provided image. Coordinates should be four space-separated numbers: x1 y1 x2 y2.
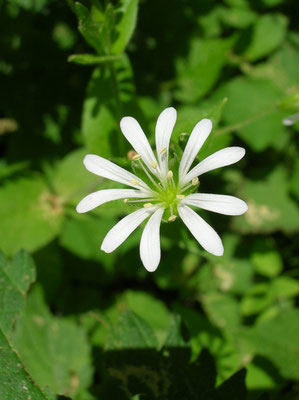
192 177 199 185
130 179 139 186
176 194 185 200
123 198 129 203
168 215 177 222
143 203 153 208
167 170 173 179
150 160 158 169
132 154 142 161
137 159 162 192
160 147 167 155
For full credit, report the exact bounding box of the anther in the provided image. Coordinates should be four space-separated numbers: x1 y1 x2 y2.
123 198 129 203
127 150 138 160
143 203 153 208
160 147 167 155
130 179 139 186
176 194 185 200
192 177 199 185
168 215 177 222
132 154 141 161
150 160 157 169
167 170 173 179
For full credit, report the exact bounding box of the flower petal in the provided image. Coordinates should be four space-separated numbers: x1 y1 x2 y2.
76 189 149 213
120 116 159 176
140 207 164 272
179 119 212 183
182 147 245 186
183 193 248 216
83 154 150 191
178 204 223 256
283 112 299 126
101 206 156 253
155 107 177 178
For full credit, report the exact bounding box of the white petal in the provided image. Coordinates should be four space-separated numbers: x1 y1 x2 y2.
183 193 248 216
182 147 245 186
140 207 164 272
76 189 149 213
83 154 150 191
178 205 223 256
120 116 159 176
155 107 177 178
283 112 299 126
179 119 212 183
101 206 156 253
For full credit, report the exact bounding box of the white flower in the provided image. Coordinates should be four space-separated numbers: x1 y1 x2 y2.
77 107 248 272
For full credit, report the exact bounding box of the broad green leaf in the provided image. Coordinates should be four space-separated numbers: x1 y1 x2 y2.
163 314 189 348
270 276 299 298
111 0 139 54
0 328 48 400
242 310 299 379
251 239 283 277
242 14 288 61
82 56 135 157
175 38 232 103
51 148 100 203
107 310 158 350
233 167 299 233
13 286 93 398
0 177 64 256
0 250 35 336
213 77 288 151
59 213 117 267
220 7 257 29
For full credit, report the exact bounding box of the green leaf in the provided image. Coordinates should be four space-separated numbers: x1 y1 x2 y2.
68 53 122 65
0 177 64 256
51 148 100 203
233 167 299 233
163 314 189 348
82 56 135 157
242 309 299 379
220 6 257 29
251 239 283 277
111 0 139 54
0 328 48 400
175 38 232 103
108 310 158 350
270 276 299 298
59 213 117 267
0 250 35 336
13 286 93 398
242 14 288 61
213 77 287 151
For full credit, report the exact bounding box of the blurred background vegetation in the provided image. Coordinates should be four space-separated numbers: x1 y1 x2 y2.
0 0 299 399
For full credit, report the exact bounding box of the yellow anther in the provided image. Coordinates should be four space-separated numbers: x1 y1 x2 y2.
150 160 157 169
176 194 185 200
130 179 139 186
167 170 173 179
168 215 177 222
143 203 153 208
127 150 138 160
160 147 167 155
132 154 141 161
192 177 199 185
123 198 129 203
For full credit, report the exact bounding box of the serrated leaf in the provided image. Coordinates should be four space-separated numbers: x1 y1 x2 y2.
0 250 36 336
13 286 93 398
242 310 299 380
0 328 48 400
0 177 64 256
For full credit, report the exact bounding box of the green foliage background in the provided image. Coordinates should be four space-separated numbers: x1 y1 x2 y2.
0 0 299 399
